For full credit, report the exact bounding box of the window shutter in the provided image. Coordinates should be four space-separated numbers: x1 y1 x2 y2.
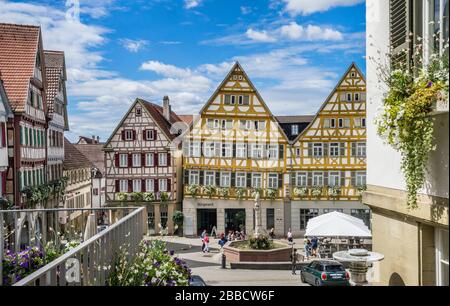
167 179 172 192
142 180 146 192
153 130 157 140
247 173 252 188
323 143 329 157
308 143 313 157
340 143 346 156
154 153 159 167
154 179 159 192
279 145 284 159
128 154 132 168
128 180 133 192
199 171 204 185
351 171 356 187
143 130 147 141
121 130 125 141
341 171 346 187
232 143 236 158
231 172 236 187
182 140 189 157
307 172 312 187
141 153 146 167
324 172 329 187
184 170 189 185
390 0 412 69
291 172 296 187
224 95 231 105
278 174 283 189
133 130 137 141
115 180 120 192
351 142 357 156
115 154 120 167
167 153 171 167
215 172 220 186
243 95 250 105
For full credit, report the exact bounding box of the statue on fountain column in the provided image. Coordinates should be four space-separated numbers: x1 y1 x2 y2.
254 191 262 237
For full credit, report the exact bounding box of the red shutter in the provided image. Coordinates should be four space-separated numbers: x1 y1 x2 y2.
153 130 157 140
133 130 137 141
142 180 146 192
1 123 6 147
128 180 133 192
141 153 146 167
167 153 171 167
154 153 159 167
167 179 172 192
143 130 147 141
115 180 120 192
128 154 132 168
115 154 120 167
154 179 159 192
121 130 126 141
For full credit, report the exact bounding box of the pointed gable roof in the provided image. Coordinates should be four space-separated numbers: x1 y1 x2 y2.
44 50 66 113
0 23 42 112
63 138 94 170
292 62 366 144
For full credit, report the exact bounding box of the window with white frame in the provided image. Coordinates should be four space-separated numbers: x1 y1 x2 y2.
329 172 340 187
146 153 154 167
296 172 307 187
159 179 168 192
313 172 324 186
238 95 244 105
120 180 128 192
356 172 366 187
213 119 220 129
222 143 233 158
236 172 246 188
346 93 352 102
356 142 367 157
252 173 262 188
159 153 168 166
189 142 201 157
354 118 362 128
268 173 278 189
133 179 142 192
362 118 366 128
189 170 199 185
236 143 247 159
119 154 128 167
354 93 360 101
204 171 215 186
313 143 323 157
220 172 231 187
251 144 264 159
132 154 141 167
204 141 215 158
124 130 133 141
146 179 154 192
344 118 351 128
268 144 279 159
329 143 340 157
145 130 155 140
338 118 344 128
330 118 336 128
231 95 236 105
291 125 299 135
324 119 331 128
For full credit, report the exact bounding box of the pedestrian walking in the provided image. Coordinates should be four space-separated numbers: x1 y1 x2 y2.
291 249 298 275
304 238 312 260
287 228 293 243
269 228 275 239
200 229 207 252
203 234 210 253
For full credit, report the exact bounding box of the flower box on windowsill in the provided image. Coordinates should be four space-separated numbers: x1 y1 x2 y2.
430 96 449 115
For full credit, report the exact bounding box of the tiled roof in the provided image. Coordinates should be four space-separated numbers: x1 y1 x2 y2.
139 98 183 140
78 136 101 144
44 51 65 116
178 115 194 126
0 23 41 112
276 115 315 124
64 138 94 170
74 144 105 176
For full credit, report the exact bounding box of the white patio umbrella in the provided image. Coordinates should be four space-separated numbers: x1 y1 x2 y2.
305 211 372 238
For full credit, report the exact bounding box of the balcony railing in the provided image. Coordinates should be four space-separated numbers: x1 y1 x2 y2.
0 207 147 286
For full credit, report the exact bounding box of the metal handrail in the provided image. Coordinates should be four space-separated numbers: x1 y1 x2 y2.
11 207 146 286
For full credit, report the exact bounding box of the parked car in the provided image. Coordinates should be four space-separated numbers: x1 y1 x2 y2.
190 275 207 286
300 260 350 286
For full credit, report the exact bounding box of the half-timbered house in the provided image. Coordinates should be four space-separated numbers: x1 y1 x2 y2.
44 50 69 208
103 97 186 235
288 63 369 236
182 62 289 237
0 23 48 208
0 72 13 201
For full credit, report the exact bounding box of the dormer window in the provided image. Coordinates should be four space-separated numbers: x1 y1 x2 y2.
136 107 142 117
291 125 299 135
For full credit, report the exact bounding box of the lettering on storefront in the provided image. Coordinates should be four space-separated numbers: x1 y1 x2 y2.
197 203 214 207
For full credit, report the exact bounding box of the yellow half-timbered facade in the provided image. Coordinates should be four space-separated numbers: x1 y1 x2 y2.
182 63 289 236
288 63 369 236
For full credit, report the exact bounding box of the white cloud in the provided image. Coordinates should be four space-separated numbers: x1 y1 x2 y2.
140 61 193 78
120 39 149 52
240 6 253 15
246 28 277 43
282 0 364 16
184 0 202 9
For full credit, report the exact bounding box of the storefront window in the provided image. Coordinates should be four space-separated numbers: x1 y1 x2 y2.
300 209 319 230
436 228 449 286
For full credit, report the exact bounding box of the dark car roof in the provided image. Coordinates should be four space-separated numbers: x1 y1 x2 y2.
311 260 343 266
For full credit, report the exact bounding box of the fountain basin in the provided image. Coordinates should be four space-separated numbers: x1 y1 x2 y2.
223 240 292 263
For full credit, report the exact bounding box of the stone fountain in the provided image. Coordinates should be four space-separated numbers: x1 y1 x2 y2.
333 248 384 286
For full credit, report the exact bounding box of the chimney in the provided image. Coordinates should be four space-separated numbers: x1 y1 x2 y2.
163 96 171 122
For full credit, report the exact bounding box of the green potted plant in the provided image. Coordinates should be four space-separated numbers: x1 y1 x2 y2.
266 188 278 200
218 187 230 198
293 187 308 198
172 211 184 236
187 184 200 198
328 186 341 198
117 192 128 202
143 192 155 202
131 192 143 202
203 186 216 199
311 186 323 199
159 192 169 203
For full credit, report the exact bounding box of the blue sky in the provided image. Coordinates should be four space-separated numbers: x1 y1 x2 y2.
0 0 366 142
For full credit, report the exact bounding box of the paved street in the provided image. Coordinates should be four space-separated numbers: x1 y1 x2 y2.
150 236 308 286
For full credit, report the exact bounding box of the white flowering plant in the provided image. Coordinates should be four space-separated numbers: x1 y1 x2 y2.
293 187 308 198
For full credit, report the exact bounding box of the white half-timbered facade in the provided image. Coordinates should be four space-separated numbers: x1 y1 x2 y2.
104 97 186 235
